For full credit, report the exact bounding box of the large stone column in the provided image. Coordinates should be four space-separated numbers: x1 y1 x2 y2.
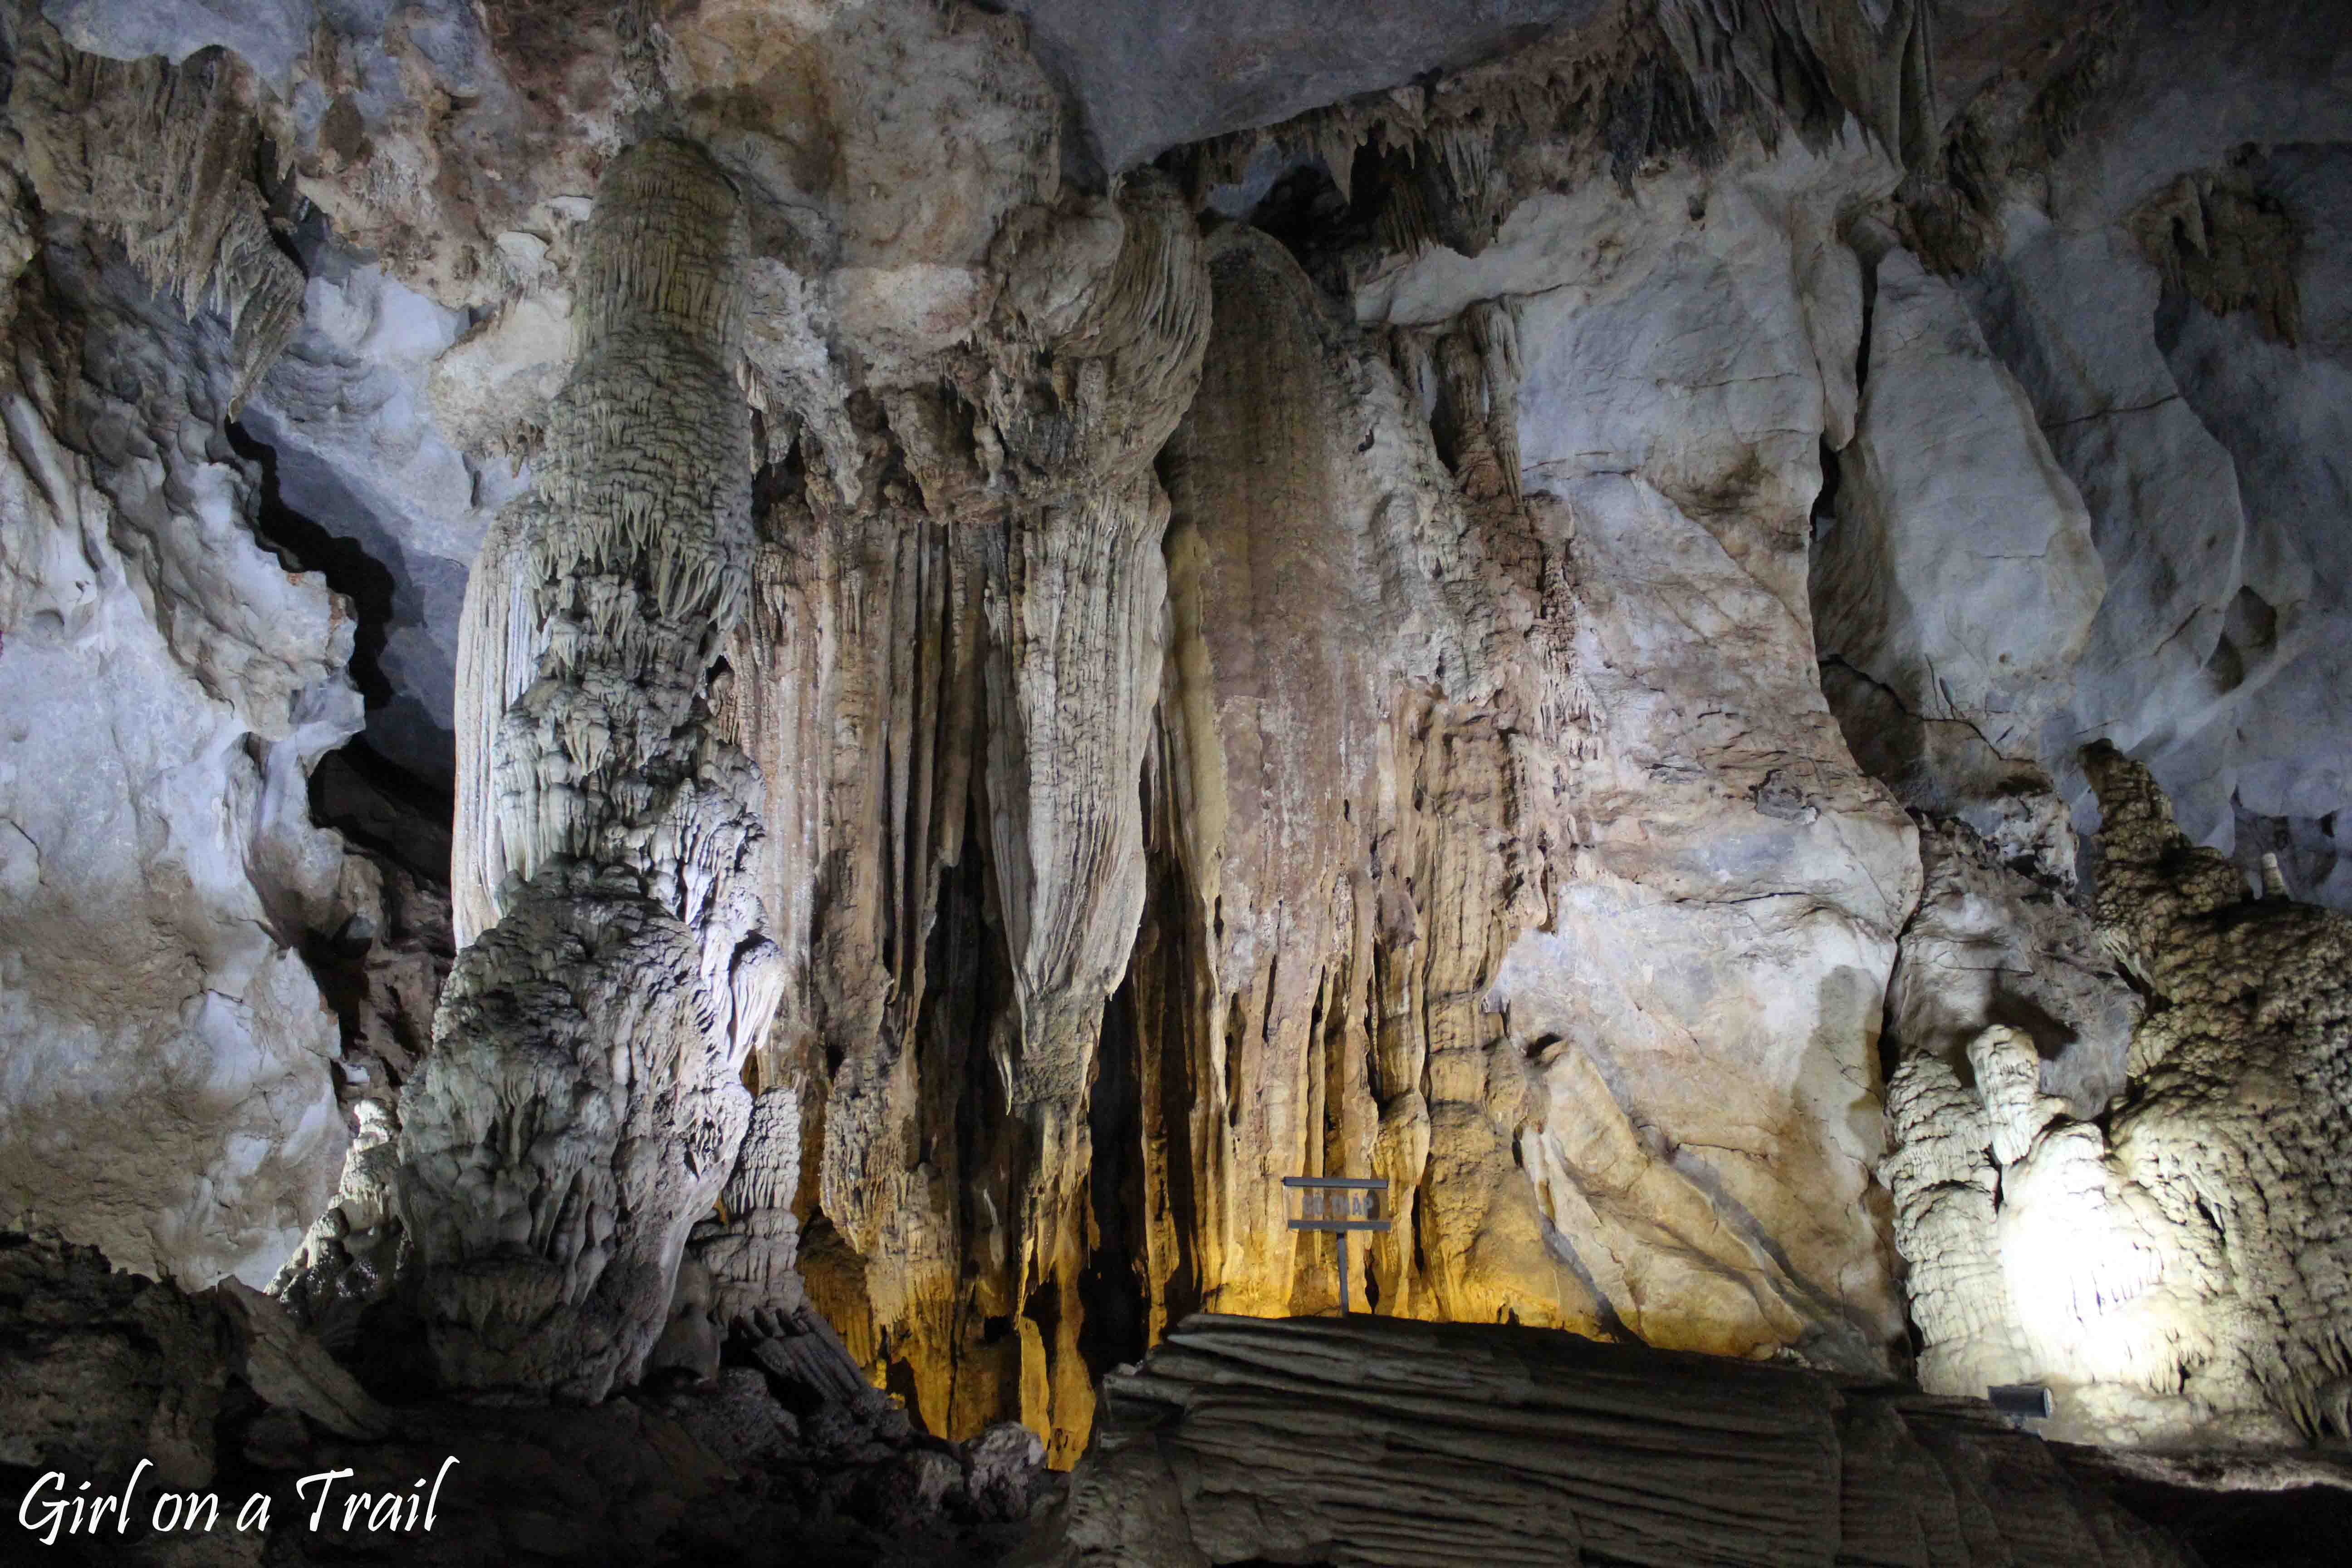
398 140 782 1401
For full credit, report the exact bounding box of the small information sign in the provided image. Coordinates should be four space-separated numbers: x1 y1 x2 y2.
1283 1176 1391 1314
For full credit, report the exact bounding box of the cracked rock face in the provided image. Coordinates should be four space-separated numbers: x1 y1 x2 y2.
1838 3 2352 893
0 200 353 1288
1812 237 2102 875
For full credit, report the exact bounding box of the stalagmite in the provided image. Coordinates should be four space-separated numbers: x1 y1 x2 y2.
11 16 2352 1553
1880 746 2352 1443
397 139 783 1401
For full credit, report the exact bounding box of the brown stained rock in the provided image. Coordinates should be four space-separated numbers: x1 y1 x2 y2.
1143 223 1589 1340
721 171 1211 1465
0 1232 226 1492
7 17 303 404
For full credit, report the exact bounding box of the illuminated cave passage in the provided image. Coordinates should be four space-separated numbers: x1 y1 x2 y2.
2 2 2350 1564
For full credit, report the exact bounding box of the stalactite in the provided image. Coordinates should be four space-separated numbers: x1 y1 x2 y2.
966 170 1211 1463
7 20 304 407
1128 223 1627 1358
708 173 1212 1463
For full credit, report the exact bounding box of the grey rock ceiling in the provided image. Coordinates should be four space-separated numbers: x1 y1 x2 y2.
37 0 2351 907
1008 0 1603 176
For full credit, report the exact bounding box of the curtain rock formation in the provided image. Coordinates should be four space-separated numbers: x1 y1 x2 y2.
732 168 1213 1465
5 0 2352 1510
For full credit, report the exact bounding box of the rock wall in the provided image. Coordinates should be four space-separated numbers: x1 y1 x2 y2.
7 0 2352 1483
0 26 357 1290
1128 184 1919 1380
1810 0 2352 897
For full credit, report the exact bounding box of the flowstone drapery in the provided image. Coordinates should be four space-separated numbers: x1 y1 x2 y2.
397 139 783 1401
765 172 1213 1464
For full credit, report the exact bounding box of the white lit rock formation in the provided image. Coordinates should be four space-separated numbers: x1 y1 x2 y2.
1883 746 2352 1445
0 26 352 1290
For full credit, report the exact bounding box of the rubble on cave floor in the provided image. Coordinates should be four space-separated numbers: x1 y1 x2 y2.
1 1231 1054 1568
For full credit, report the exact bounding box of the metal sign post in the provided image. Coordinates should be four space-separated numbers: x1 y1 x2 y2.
1283 1176 1391 1314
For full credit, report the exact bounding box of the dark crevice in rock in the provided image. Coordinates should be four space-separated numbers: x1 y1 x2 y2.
1078 971 1150 1383
1601 47 1725 193
310 744 456 889
225 416 399 715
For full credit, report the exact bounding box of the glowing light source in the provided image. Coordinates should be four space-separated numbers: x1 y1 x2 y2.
1988 1383 2054 1420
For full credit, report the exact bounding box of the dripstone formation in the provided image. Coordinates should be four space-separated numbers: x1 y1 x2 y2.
1882 745 2352 1445
399 138 783 1401
2 1 2352 1561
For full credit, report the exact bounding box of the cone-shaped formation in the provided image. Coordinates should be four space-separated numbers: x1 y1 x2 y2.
398 140 782 1401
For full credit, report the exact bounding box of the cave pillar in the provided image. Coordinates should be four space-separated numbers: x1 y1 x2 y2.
971 174 1209 1462
397 139 782 1401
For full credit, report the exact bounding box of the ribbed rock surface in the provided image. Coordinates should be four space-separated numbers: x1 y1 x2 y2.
1021 1313 2193 1568
398 140 783 1400
9 0 2352 1497
738 168 1213 1465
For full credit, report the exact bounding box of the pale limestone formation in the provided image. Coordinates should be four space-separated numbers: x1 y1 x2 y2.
398 140 783 1400
1883 748 2352 1445
1812 240 2102 873
16 0 2352 1505
729 16 1938 1453
0 120 356 1286
1887 819 2139 1122
1020 1313 2195 1568
739 170 1211 1465
688 1086 807 1332
1355 126 1923 1372
242 261 522 786
1889 5 2352 873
